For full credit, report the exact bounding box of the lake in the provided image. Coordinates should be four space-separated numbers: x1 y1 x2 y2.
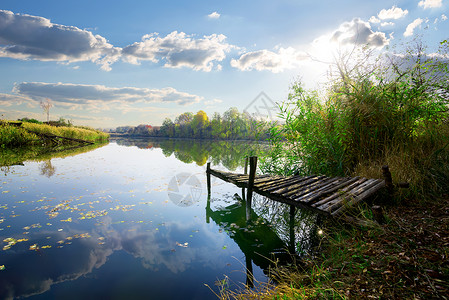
0 138 319 299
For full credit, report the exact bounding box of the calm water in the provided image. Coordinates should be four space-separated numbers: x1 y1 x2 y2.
0 138 318 299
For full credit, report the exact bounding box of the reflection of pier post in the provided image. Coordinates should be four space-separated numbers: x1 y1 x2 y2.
289 205 296 253
206 162 211 224
246 156 257 222
242 157 248 201
245 255 254 288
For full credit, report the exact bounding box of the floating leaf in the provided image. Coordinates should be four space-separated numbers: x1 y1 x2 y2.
0 265 5 271
222 245 227 250
29 244 39 251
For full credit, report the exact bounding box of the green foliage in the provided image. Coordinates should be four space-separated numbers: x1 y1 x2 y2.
261 41 449 198
18 117 42 124
118 108 272 140
0 123 38 147
0 120 109 148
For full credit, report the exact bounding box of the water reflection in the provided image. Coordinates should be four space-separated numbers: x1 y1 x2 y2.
112 137 267 170
0 138 316 299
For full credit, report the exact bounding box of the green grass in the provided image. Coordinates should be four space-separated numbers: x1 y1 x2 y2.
0 120 109 148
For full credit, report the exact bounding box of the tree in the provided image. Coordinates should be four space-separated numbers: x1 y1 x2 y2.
40 98 53 122
191 110 209 138
160 118 175 137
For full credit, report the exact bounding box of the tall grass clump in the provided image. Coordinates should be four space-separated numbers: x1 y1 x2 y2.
261 41 449 198
22 122 109 143
0 123 37 147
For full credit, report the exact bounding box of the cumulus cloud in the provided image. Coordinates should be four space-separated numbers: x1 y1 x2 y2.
328 18 390 48
207 12 220 19
12 82 203 108
378 5 409 20
0 92 37 107
369 16 381 23
418 0 443 9
0 10 120 71
230 47 309 73
381 22 395 27
122 31 234 71
404 18 423 37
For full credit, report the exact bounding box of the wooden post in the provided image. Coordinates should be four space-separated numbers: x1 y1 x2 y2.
246 156 257 222
207 162 211 197
382 165 394 195
372 205 385 224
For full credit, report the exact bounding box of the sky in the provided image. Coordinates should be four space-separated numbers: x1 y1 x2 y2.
0 0 447 128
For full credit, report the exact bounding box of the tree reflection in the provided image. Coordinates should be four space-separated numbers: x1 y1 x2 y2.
113 138 268 170
39 160 56 177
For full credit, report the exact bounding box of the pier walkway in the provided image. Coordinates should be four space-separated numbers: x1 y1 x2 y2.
206 157 387 218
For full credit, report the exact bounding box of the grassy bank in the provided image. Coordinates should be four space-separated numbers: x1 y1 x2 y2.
0 120 109 148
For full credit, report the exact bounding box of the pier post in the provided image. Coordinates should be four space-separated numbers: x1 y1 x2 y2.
246 156 257 221
371 205 385 224
382 165 394 196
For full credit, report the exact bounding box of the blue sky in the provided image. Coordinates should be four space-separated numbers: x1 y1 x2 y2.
1 0 447 128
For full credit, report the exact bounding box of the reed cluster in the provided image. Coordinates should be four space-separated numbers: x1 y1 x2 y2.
261 42 449 199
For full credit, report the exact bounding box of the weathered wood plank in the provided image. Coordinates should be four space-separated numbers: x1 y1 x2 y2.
262 175 316 192
289 177 339 201
255 175 303 190
296 177 351 204
280 176 328 198
324 179 382 214
207 164 386 219
331 181 385 216
270 176 325 196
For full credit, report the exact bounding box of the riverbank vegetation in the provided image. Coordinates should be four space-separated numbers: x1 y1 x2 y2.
261 41 449 199
112 107 272 140
0 118 109 149
222 41 449 299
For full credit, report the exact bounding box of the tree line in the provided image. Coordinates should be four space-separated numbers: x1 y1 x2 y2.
113 107 273 140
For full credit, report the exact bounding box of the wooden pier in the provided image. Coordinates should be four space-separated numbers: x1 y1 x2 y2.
206 156 387 218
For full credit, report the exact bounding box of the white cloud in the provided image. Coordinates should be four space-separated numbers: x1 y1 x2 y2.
369 16 381 23
207 12 220 19
122 31 234 71
0 10 120 71
418 0 443 9
378 6 408 20
328 18 390 48
442 14 448 21
404 18 424 37
230 47 309 73
381 22 395 27
11 82 204 109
